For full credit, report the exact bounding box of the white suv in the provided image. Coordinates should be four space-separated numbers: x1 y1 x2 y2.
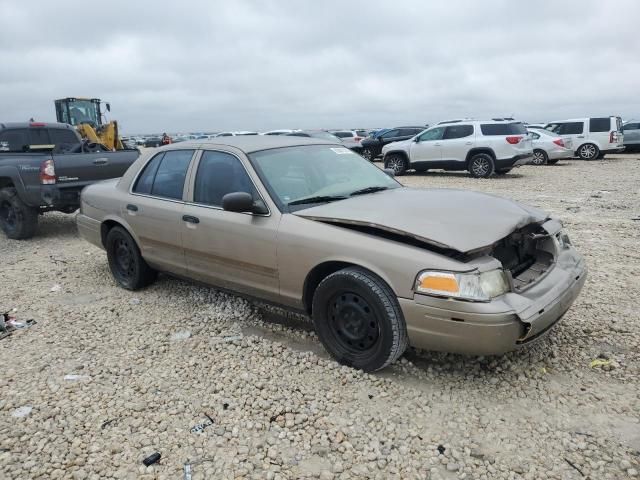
381 120 533 178
544 117 624 160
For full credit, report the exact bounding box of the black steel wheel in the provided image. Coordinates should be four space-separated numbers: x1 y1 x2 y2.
106 226 157 290
312 267 408 372
0 187 38 240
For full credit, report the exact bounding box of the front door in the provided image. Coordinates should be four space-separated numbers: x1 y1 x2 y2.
409 126 444 163
182 150 280 301
125 149 195 275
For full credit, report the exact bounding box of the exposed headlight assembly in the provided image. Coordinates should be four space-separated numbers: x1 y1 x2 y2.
556 230 571 249
415 269 509 302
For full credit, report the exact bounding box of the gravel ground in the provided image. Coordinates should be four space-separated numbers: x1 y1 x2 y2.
1 154 639 480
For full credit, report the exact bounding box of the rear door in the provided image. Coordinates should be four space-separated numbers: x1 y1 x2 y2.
182 150 280 300
440 124 475 163
125 149 195 275
409 127 444 163
553 122 584 150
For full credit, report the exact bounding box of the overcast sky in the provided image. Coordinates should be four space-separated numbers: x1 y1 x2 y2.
1 0 639 134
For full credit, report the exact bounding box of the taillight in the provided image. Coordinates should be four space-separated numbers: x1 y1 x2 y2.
506 136 523 145
40 159 56 184
353 137 363 142
553 139 565 147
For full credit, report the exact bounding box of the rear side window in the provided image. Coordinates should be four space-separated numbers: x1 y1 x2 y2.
557 122 584 135
194 151 257 207
589 118 611 132
480 123 527 135
443 125 474 139
151 150 194 199
133 153 165 195
48 129 79 145
0 129 29 152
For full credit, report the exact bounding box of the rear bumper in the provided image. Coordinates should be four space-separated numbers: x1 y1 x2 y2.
495 153 534 169
41 184 91 209
401 251 586 355
76 213 104 250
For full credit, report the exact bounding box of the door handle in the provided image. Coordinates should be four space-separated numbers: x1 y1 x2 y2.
465 141 473 145
182 215 200 224
126 204 138 212
93 158 109 165
577 135 585 138
434 143 441 146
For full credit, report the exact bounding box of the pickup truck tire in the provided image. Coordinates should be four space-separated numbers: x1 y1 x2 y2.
468 153 495 178
384 154 407 176
0 187 38 240
106 226 157 290
312 267 408 372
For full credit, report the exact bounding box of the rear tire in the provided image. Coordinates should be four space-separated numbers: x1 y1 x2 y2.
384 154 408 176
532 149 548 165
468 153 495 178
0 187 38 240
106 226 157 290
578 143 599 160
312 267 408 372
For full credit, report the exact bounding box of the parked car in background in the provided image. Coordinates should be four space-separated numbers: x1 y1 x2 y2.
359 126 426 161
76 136 585 372
214 131 260 137
330 130 365 151
0 122 139 239
544 117 624 160
262 130 296 136
622 120 640 151
381 120 533 177
144 137 162 147
286 130 342 141
527 128 573 165
526 123 546 129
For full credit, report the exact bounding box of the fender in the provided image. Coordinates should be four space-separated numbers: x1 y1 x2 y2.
0 165 33 206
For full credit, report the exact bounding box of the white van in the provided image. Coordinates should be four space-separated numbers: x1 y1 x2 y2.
544 117 624 160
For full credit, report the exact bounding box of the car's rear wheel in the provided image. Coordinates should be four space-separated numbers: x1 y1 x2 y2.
312 267 408 372
384 154 407 176
361 148 374 161
578 143 599 160
468 153 495 178
532 149 548 165
0 187 38 240
106 226 157 290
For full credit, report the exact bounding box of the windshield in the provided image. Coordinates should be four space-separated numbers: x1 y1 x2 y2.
249 145 401 211
67 100 99 126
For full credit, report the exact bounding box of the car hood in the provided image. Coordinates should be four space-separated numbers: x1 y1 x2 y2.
382 139 412 152
293 188 548 253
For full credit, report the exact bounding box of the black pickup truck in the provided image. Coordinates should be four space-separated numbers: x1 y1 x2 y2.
0 122 139 239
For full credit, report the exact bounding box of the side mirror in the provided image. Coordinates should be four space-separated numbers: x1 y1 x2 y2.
106 103 111 112
413 136 420 142
383 168 395 177
222 192 256 213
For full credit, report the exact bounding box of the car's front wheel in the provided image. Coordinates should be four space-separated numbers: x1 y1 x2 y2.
361 147 374 161
578 143 599 160
384 154 407 176
106 226 157 290
312 267 408 372
468 153 495 178
532 149 548 165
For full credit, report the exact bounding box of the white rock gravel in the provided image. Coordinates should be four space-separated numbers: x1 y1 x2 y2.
1 155 639 479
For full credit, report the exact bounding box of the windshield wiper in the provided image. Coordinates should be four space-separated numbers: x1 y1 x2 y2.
288 195 347 206
349 186 390 196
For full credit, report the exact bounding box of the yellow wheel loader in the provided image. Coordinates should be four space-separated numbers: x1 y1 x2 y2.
54 97 125 150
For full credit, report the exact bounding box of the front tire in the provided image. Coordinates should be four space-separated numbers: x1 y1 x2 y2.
384 154 407 176
361 148 374 161
578 143 599 160
106 226 157 290
532 149 548 165
468 153 495 178
0 187 38 240
312 267 408 372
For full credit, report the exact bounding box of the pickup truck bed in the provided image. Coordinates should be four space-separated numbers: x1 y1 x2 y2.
0 122 139 239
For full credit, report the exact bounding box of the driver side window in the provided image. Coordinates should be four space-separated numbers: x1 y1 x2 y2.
379 129 400 139
417 127 445 142
194 151 257 207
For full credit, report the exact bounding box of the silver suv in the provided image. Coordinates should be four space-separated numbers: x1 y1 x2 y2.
381 120 533 178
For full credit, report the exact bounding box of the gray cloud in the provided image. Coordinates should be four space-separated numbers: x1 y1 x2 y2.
1 0 639 133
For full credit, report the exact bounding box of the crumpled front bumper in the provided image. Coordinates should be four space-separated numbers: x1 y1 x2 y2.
401 248 587 356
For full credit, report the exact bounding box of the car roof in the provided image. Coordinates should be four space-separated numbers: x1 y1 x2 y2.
178 135 338 153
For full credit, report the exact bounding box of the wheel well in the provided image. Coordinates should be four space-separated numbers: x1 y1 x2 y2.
0 177 15 190
302 261 356 315
465 148 496 165
100 220 123 248
384 150 409 164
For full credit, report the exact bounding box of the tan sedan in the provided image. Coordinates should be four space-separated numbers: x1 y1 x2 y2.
77 136 586 371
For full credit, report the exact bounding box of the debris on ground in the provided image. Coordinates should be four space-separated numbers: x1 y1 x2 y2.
183 457 216 480
190 413 214 434
142 452 161 466
1 309 37 339
170 330 192 342
64 374 91 381
11 406 33 418
590 358 611 368
50 284 62 292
